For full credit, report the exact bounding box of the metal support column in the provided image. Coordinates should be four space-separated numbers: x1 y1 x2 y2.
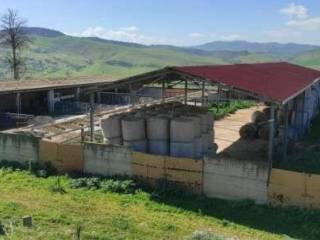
184 79 188 104
75 87 81 101
47 89 55 114
201 81 205 107
89 93 95 142
96 92 102 103
16 92 21 114
267 105 275 185
282 103 289 161
161 80 165 103
129 84 136 106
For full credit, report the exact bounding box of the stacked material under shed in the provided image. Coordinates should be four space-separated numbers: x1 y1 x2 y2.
100 102 215 158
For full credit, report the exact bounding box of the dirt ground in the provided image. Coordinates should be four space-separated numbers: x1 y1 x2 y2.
214 105 268 161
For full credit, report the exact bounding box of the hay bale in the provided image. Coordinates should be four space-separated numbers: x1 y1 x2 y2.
251 111 267 124
257 122 269 140
257 121 279 140
239 123 257 139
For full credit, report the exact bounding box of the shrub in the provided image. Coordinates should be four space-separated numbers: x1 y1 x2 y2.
49 177 66 194
70 177 137 194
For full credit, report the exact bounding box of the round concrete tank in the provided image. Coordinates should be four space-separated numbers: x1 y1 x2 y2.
170 118 195 142
147 116 169 140
105 137 122 146
206 112 214 131
186 116 201 138
170 142 194 158
198 113 208 134
121 117 146 141
101 115 121 139
201 133 209 153
124 140 147 152
148 140 169 155
193 137 203 159
207 130 214 149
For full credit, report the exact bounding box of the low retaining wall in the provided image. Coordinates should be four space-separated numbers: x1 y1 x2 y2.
203 157 268 204
132 152 203 193
0 132 39 163
5 131 320 209
268 168 320 209
84 143 132 176
39 140 84 172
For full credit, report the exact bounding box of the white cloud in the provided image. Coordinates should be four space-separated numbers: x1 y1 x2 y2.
69 26 184 45
220 34 241 41
120 26 138 32
189 32 206 38
280 3 308 19
286 17 320 31
72 26 155 44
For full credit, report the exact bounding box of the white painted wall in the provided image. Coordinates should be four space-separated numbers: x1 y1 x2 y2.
84 143 132 176
204 157 268 204
0 133 39 163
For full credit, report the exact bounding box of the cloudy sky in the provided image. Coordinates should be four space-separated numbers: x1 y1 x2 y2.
1 0 320 46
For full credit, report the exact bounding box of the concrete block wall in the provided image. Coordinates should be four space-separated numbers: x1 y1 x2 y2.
84 143 132 176
0 132 39 163
203 157 268 204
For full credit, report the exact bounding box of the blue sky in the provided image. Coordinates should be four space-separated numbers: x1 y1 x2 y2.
1 0 320 45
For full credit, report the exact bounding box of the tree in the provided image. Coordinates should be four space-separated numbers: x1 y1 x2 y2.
0 9 31 80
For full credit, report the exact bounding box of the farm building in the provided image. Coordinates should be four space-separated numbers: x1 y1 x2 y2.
1 62 320 208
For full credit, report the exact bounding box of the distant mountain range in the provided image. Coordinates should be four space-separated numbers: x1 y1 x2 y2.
0 27 319 80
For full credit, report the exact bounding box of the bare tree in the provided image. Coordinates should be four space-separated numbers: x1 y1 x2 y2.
0 9 31 80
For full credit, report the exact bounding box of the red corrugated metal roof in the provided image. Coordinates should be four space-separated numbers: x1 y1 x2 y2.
172 62 320 103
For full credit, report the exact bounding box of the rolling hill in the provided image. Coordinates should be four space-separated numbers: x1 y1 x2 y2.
0 27 319 80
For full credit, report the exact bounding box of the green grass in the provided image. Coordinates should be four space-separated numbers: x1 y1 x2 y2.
207 100 256 120
0 168 319 239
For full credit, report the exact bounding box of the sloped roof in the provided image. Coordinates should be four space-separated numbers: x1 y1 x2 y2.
172 62 320 103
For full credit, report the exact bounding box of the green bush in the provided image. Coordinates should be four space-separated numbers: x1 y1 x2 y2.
70 177 136 194
0 160 57 177
208 100 255 120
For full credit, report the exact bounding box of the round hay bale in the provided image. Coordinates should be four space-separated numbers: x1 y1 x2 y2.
257 121 279 140
251 111 267 124
257 122 269 140
239 123 257 139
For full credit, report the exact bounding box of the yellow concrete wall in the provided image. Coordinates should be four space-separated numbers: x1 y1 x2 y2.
268 168 320 209
39 140 84 173
132 152 203 193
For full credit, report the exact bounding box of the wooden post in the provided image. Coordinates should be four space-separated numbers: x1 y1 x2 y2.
184 79 188 104
201 81 205 107
282 103 289 161
267 104 275 185
75 87 81 101
90 93 95 142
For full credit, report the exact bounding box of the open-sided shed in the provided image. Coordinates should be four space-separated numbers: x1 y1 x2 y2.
87 62 320 181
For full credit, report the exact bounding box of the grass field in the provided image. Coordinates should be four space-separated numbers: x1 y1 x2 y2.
0 168 320 240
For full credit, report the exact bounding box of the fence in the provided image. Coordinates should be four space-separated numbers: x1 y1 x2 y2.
268 168 320 209
0 132 39 163
203 156 269 204
84 143 132 176
132 152 203 193
3 131 320 209
39 140 84 173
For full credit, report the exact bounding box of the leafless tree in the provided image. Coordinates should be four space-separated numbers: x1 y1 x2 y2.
0 9 31 80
